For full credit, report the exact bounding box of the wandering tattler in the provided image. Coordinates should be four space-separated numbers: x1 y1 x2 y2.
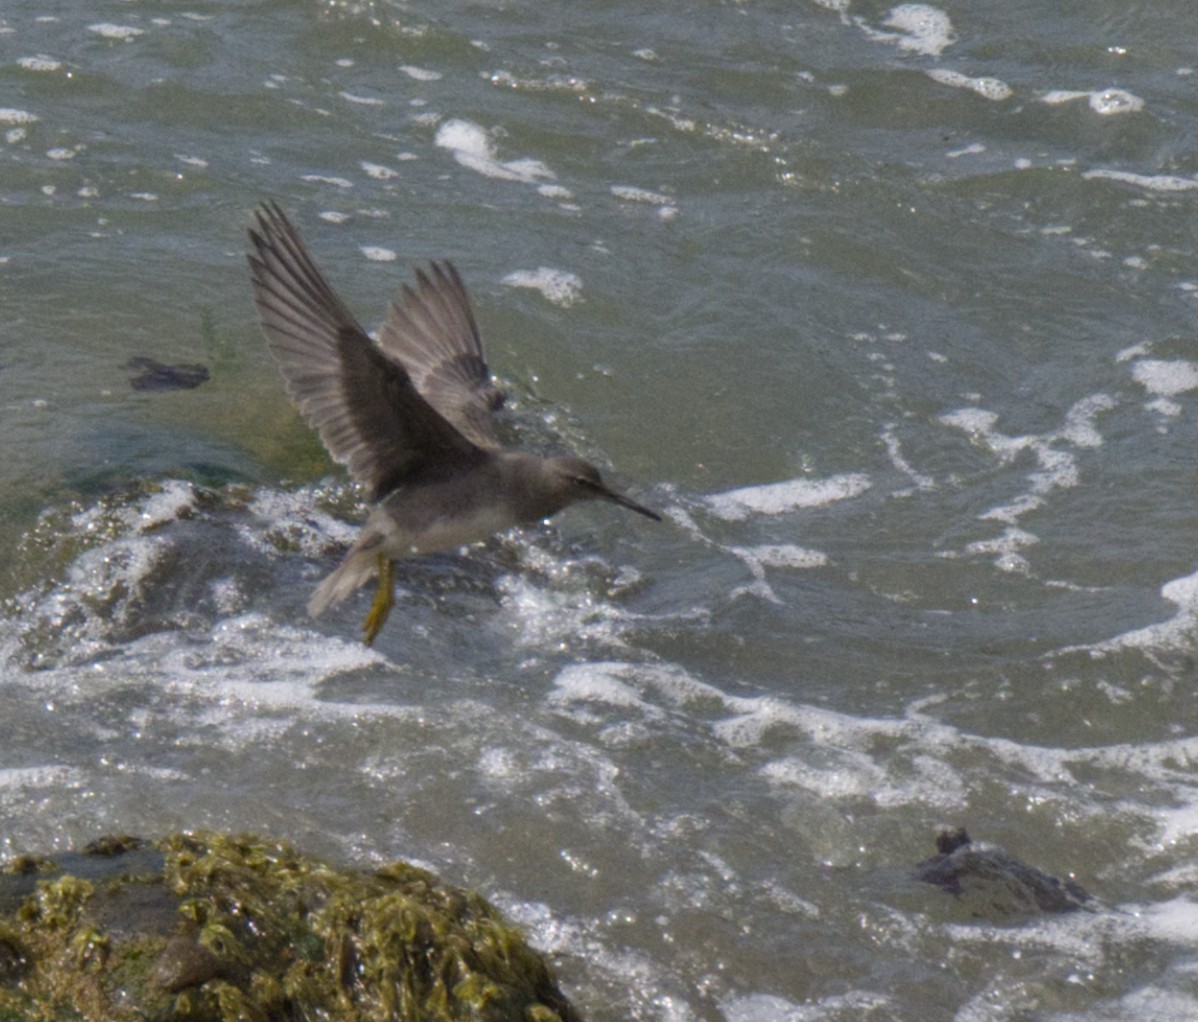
247 202 660 645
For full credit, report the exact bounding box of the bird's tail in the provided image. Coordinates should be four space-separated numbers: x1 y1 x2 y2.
307 548 380 617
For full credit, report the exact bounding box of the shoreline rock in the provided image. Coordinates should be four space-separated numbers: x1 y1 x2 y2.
0 831 580 1022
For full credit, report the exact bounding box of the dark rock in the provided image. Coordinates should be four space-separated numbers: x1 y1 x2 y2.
126 356 210 391
914 827 1094 915
150 935 227 993
83 835 146 857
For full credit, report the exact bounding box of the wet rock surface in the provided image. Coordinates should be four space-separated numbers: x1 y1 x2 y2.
126 356 210 392
913 827 1094 916
0 831 580 1022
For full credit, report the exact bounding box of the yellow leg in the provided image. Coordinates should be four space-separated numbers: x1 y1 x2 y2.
361 554 395 647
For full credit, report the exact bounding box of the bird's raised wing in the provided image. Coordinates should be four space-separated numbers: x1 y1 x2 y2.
377 261 504 450
247 202 484 501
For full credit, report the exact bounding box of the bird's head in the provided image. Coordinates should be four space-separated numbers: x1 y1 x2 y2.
539 455 661 522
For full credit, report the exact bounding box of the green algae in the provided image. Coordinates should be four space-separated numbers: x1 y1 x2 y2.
0 832 581 1022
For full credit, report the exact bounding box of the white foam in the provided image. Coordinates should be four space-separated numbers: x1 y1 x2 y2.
70 479 196 537
881 426 935 491
938 406 997 440
360 245 398 262
242 486 361 558
729 544 827 571
763 750 896 802
724 991 895 1021
0 617 410 766
360 161 398 180
1146 397 1183 418
137 480 198 529
1042 88 1145 115
963 526 1037 559
611 184 678 219
88 23 144 40
938 396 1114 563
1130 359 1198 397
705 472 871 521
549 665 662 719
0 765 83 791
551 666 982 813
339 91 384 106
1075 566 1198 656
925 69 1012 101
492 894 682 1020
1155 798 1198 855
726 544 829 603
0 108 38 125
399 65 441 81
18 55 62 72
550 663 723 726
1060 392 1114 447
1138 897 1198 944
859 4 957 56
1083 169 1198 192
611 185 674 206
435 118 555 184
536 183 574 201
1089 88 1145 114
645 106 697 134
497 573 626 650
502 267 582 307
301 174 353 189
1130 359 1198 416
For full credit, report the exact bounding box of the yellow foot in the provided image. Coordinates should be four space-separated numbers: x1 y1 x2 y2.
361 554 395 647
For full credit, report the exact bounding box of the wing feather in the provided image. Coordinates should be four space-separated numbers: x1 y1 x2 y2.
247 202 484 500
377 261 504 449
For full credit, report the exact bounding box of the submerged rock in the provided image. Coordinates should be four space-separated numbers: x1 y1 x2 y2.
126 356 210 391
0 831 580 1022
913 827 1094 915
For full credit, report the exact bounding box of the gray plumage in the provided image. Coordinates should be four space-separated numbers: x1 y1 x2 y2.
246 202 659 629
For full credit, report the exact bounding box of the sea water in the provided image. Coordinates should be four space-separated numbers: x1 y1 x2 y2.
2 1 1198 1019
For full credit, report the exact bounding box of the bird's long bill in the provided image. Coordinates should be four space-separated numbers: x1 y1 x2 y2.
602 485 662 522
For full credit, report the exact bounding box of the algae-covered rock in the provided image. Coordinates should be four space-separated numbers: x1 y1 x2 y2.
0 832 580 1022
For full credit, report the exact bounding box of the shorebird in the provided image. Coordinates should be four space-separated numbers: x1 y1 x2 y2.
247 201 660 645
